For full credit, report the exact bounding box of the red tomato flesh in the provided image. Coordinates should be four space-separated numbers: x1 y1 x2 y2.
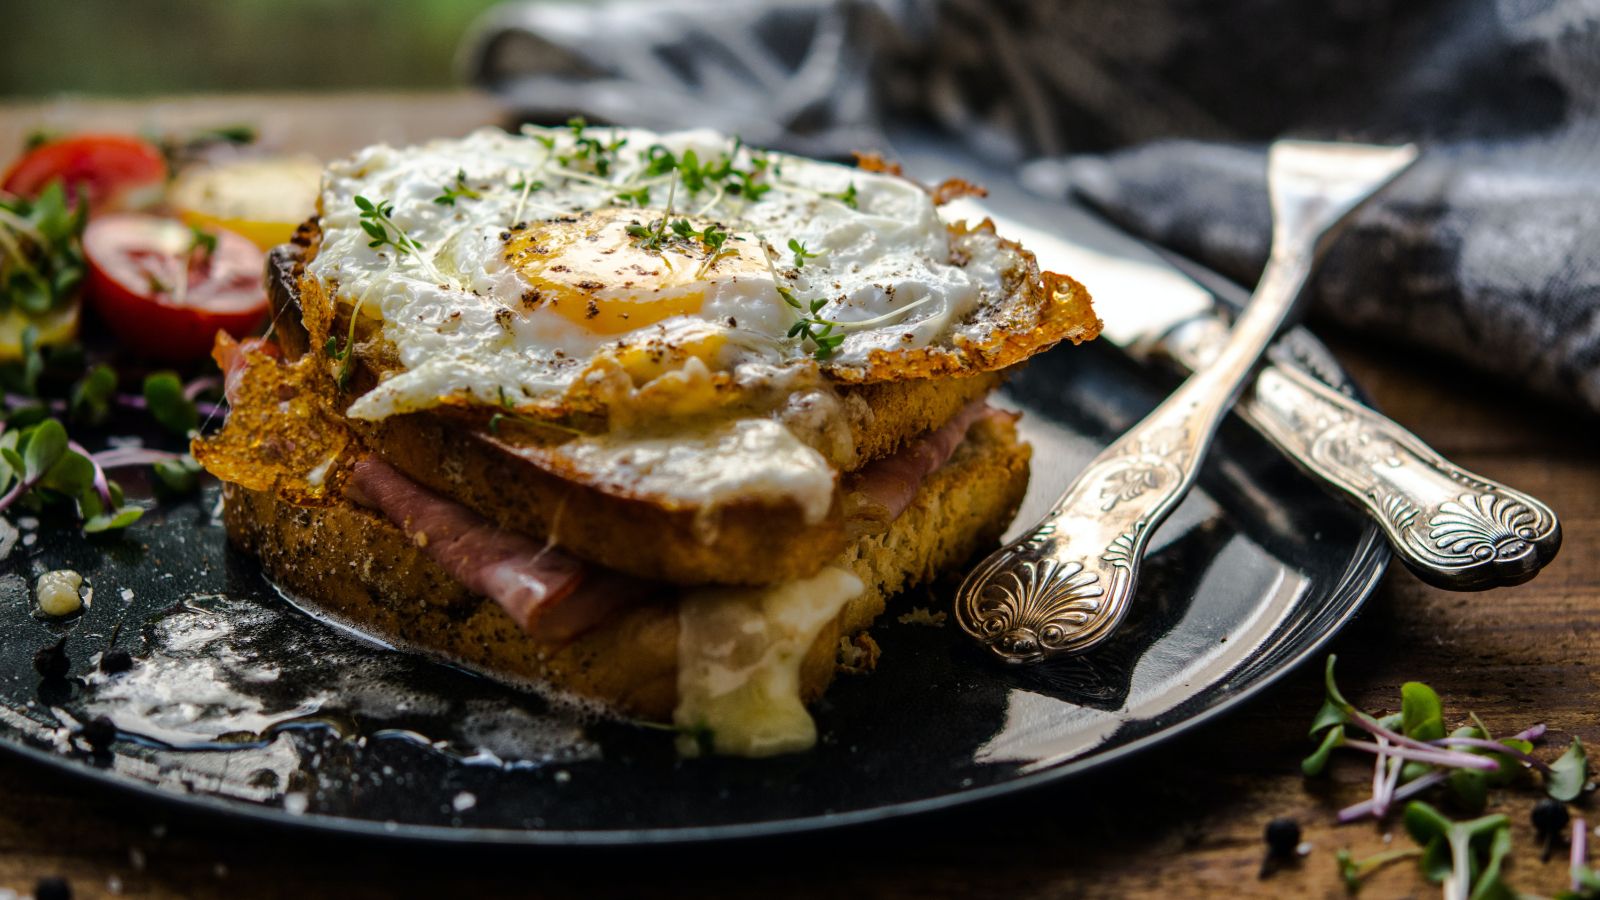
2 134 167 211
84 214 268 361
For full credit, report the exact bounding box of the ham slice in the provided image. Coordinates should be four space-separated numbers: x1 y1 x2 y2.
347 457 640 641
844 400 1003 531
342 401 1001 641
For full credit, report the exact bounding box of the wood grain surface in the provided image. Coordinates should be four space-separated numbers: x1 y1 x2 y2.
0 94 1594 900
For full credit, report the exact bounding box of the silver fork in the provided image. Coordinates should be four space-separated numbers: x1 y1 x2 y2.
954 140 1420 664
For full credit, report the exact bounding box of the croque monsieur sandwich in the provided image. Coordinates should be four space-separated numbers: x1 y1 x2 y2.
195 123 1098 757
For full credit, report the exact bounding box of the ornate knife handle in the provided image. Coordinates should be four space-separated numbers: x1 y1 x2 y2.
1163 318 1562 590
956 140 1419 663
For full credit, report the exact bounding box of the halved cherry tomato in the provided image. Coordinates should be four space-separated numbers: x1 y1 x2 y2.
83 214 267 361
2 134 167 211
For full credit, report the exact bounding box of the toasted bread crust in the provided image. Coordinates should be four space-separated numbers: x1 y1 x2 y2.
266 242 1011 584
223 414 1029 720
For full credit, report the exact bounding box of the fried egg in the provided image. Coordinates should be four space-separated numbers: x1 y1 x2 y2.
304 125 1092 516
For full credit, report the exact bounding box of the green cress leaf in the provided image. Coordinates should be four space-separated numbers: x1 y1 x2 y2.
1310 698 1350 737
1405 803 1512 898
1547 738 1588 802
83 505 143 534
143 372 199 435
1448 768 1489 814
22 418 68 481
1322 654 1358 715
39 448 94 498
1335 849 1363 893
1402 682 1446 741
1303 726 1346 776
1472 825 1514 900
153 456 202 494
0 433 22 485
70 363 118 425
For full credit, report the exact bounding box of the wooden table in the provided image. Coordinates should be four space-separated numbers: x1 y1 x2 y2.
1 93 1594 900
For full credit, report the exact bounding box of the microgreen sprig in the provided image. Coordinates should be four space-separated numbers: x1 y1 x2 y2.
787 238 818 269
0 418 145 534
432 169 483 207
557 117 627 177
778 286 845 361
0 181 87 318
355 195 421 256
1305 655 1587 821
824 182 859 210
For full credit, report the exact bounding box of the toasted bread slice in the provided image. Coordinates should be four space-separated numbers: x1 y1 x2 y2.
266 241 1012 585
223 412 1029 720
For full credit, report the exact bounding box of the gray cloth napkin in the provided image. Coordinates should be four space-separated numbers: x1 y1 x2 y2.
463 0 1600 414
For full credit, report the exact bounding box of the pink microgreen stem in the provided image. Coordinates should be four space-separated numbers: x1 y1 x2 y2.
1338 771 1449 823
90 448 186 470
183 375 221 401
1575 817 1588 892
1515 724 1548 742
67 440 115 510
1342 739 1499 771
1432 736 1553 775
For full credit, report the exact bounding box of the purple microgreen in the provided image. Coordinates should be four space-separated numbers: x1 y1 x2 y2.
1339 771 1450 823
1341 739 1499 771
67 439 114 512
1575 817 1593 895
1516 724 1549 742
1433 736 1553 776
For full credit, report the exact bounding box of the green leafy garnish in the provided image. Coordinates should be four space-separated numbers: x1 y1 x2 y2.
354 195 422 256
778 286 844 360
0 419 142 534
142 372 199 436
153 455 203 495
788 238 818 269
69 363 118 425
1403 802 1512 900
1336 846 1423 894
613 185 651 207
0 180 88 317
1548 738 1588 802
432 169 483 207
557 117 626 177
825 182 859 209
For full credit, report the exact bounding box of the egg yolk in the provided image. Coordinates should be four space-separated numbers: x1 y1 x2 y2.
505 209 769 335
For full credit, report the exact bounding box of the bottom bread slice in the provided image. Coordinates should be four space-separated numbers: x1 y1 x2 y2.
223 413 1030 722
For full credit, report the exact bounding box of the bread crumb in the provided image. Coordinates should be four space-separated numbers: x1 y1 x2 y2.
897 607 946 627
837 632 881 674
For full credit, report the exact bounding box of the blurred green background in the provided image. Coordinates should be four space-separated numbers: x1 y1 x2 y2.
1 0 507 97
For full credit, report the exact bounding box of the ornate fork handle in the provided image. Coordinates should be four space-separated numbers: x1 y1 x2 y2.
957 140 1419 663
955 396 1220 662
1162 318 1561 589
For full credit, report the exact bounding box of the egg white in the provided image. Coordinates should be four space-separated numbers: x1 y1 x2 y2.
307 126 1011 424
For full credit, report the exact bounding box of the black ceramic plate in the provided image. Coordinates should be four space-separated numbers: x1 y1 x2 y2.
0 193 1388 847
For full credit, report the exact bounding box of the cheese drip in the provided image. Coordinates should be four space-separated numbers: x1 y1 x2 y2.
674 567 864 756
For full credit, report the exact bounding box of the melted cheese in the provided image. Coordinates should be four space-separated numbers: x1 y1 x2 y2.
674 567 864 757
551 417 837 525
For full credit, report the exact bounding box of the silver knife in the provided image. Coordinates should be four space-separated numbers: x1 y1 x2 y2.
942 197 1562 591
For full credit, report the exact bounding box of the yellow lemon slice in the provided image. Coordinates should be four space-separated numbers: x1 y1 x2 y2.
170 155 322 251
0 300 81 361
